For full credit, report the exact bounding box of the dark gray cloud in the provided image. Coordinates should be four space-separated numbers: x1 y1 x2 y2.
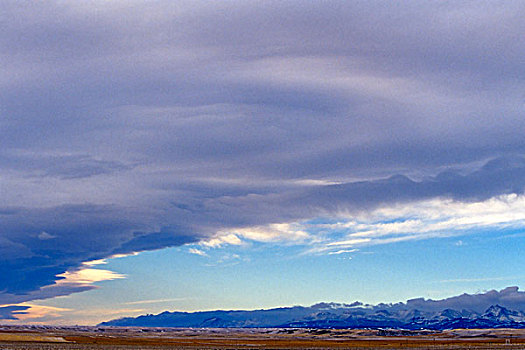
1 1 525 303
0 153 130 179
404 287 525 314
0 204 200 302
183 156 525 229
0 305 29 320
0 205 142 294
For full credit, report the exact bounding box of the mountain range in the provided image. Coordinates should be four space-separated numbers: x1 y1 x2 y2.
100 287 525 330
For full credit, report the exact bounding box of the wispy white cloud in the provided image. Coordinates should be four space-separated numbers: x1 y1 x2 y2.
1 303 145 325
201 233 243 248
0 266 128 315
82 259 107 266
200 223 311 249
8 303 71 322
37 231 56 240
82 252 139 266
328 249 358 255
56 268 125 285
224 194 525 255
188 248 207 256
437 276 525 283
204 253 247 267
124 297 189 305
233 224 310 243
313 194 525 249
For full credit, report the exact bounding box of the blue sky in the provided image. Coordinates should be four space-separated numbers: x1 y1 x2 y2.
1 1 525 324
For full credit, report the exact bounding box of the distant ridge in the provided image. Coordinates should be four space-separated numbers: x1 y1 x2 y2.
100 287 525 329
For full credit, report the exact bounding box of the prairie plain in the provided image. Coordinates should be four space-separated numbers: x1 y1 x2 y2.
2 326 525 349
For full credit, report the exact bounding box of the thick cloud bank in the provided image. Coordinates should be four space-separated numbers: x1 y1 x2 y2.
405 287 525 314
1 1 525 304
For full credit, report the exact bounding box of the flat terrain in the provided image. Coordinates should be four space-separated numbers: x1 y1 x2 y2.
2 326 525 349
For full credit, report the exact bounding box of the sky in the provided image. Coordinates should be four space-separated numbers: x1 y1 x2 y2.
1 0 525 325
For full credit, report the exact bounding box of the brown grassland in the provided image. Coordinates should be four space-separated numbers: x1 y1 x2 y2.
2 326 525 349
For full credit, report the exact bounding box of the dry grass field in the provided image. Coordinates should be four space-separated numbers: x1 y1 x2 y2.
2 326 525 349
